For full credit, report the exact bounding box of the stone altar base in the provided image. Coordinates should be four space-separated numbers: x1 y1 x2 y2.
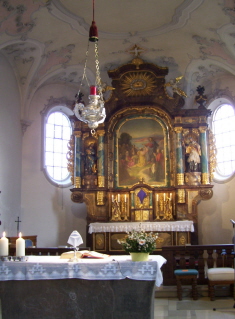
0 278 155 319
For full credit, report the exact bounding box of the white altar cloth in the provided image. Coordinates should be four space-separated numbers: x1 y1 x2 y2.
0 255 166 287
89 221 194 233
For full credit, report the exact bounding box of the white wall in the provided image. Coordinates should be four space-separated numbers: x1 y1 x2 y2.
0 53 22 236
21 84 88 247
198 178 235 245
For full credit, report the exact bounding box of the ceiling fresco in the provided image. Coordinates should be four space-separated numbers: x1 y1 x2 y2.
0 0 235 120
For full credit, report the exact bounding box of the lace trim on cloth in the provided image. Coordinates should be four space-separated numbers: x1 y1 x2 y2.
0 255 166 287
89 221 194 233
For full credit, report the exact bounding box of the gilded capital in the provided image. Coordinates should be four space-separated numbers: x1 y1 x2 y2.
97 130 105 137
199 126 207 134
174 127 183 134
74 131 82 138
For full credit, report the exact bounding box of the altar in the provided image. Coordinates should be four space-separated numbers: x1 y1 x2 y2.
88 221 194 253
0 255 166 319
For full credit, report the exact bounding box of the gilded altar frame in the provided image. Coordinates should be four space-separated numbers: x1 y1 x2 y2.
68 55 215 253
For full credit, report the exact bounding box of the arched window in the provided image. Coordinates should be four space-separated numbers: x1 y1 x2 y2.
42 105 73 187
210 98 235 182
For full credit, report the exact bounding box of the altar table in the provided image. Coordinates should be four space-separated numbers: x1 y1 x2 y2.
0 255 166 319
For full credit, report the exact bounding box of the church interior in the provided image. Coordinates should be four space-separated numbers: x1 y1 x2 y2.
2 1 235 318
1 0 235 249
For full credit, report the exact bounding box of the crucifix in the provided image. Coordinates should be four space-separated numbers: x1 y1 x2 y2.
15 217 21 236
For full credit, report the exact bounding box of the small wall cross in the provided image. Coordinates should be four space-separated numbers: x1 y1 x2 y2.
15 216 21 235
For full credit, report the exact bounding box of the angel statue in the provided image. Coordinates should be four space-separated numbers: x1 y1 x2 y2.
165 76 187 98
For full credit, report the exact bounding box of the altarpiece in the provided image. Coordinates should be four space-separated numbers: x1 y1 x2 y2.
67 54 215 254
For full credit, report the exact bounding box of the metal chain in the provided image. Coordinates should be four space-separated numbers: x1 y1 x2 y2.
95 42 104 101
77 40 90 96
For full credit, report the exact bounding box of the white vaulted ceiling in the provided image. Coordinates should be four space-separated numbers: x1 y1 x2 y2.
1 0 235 120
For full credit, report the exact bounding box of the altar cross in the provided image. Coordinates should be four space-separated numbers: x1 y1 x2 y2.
15 216 21 235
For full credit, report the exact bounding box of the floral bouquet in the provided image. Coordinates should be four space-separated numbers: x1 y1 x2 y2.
118 229 158 253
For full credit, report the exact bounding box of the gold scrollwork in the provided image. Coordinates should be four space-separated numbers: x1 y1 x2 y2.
182 128 190 137
208 129 217 181
199 189 213 200
120 72 156 96
67 135 75 185
71 192 83 203
177 189 185 203
192 128 199 136
97 191 105 206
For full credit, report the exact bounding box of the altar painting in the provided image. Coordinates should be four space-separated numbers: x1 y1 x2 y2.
117 118 166 187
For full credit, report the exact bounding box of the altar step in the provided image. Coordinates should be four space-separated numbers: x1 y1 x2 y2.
155 285 232 299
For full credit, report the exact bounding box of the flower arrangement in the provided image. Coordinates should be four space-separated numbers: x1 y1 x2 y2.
118 229 158 253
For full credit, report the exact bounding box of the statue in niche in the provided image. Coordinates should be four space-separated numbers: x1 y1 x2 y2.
184 137 201 172
84 140 97 175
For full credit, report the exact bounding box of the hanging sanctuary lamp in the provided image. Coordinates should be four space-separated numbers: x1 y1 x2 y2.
73 0 105 135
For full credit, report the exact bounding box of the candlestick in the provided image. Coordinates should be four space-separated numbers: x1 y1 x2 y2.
0 232 9 256
16 232 25 257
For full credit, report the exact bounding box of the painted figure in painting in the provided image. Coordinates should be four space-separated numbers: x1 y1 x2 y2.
118 119 166 186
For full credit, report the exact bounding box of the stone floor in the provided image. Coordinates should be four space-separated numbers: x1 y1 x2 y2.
154 297 235 318
154 285 235 319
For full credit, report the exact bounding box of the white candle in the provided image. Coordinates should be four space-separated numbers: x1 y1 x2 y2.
170 193 172 200
157 194 159 201
16 232 25 256
124 194 127 202
0 232 9 256
164 193 166 201
118 194 120 202
112 195 114 202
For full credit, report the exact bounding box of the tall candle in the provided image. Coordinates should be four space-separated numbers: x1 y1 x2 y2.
118 194 120 202
0 232 9 256
16 232 25 257
124 194 127 202
164 193 166 201
112 195 114 202
157 194 159 201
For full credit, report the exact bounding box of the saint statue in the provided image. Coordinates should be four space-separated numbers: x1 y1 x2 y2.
184 137 201 172
84 142 97 175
